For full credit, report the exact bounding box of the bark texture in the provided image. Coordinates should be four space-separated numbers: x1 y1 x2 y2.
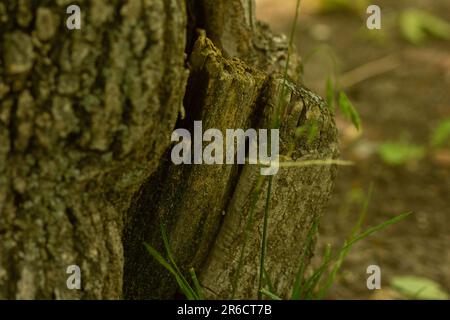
200 80 338 299
0 0 187 299
0 0 338 300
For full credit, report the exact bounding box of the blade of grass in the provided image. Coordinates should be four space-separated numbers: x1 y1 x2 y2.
144 243 176 276
291 217 320 299
189 267 204 300
316 240 349 300
144 242 197 300
316 186 372 299
258 0 300 300
303 244 332 300
160 224 199 299
338 91 361 131
260 288 282 300
317 211 412 299
343 211 412 251
274 0 302 128
350 183 373 237
263 159 354 169
231 175 265 299
326 76 335 110
263 266 275 294
258 176 273 299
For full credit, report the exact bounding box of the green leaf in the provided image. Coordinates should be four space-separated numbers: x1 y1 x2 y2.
391 276 449 300
338 92 361 131
378 142 426 166
400 10 427 44
400 9 450 44
431 118 450 147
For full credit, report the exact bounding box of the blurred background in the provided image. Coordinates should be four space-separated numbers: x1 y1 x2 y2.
256 0 450 299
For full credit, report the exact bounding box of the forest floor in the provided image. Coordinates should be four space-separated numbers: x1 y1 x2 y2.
257 0 450 299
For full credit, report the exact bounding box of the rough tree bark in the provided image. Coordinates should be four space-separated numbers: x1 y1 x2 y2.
0 0 337 299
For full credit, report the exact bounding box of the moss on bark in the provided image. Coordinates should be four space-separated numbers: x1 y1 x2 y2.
0 0 338 300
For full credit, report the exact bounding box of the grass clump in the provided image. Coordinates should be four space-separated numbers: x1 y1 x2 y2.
144 224 204 300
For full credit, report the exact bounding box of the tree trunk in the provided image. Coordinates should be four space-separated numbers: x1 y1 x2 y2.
0 0 337 299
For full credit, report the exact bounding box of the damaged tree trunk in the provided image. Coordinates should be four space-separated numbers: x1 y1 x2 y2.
0 0 338 299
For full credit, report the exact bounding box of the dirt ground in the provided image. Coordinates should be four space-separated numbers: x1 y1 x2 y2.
256 0 450 299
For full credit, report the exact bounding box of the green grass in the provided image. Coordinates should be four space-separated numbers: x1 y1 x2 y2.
301 45 362 132
258 186 411 300
144 224 203 300
399 9 450 45
144 0 409 301
431 118 450 148
273 0 303 129
378 141 426 166
258 176 273 299
145 187 410 300
338 92 361 131
256 0 303 301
